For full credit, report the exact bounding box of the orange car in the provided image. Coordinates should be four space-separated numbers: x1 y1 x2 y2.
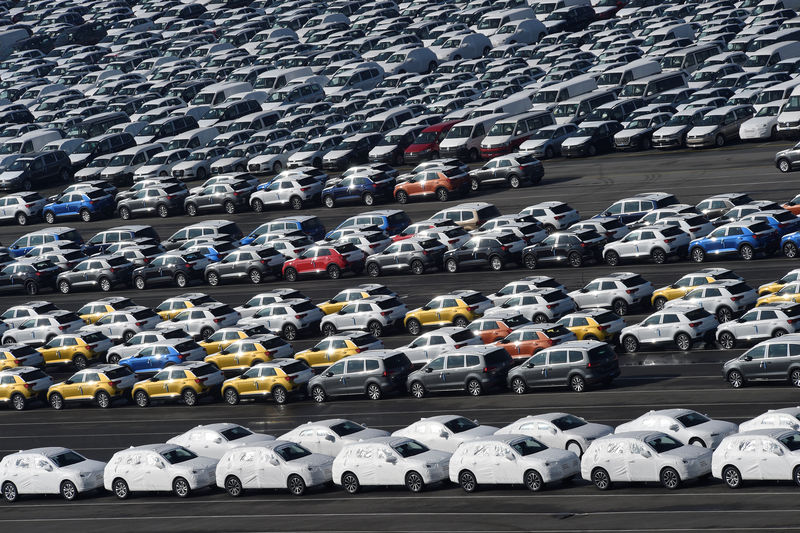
394 168 469 203
467 313 529 343
493 324 576 359
783 194 800 215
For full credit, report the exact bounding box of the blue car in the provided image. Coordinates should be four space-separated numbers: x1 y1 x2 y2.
688 221 779 262
8 227 84 257
240 215 326 244
594 192 679 224
781 231 800 258
741 209 800 238
42 189 115 223
119 343 198 374
321 173 395 208
325 209 411 239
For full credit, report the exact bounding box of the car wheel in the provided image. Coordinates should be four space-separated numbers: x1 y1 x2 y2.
323 195 335 208
272 161 283 174
650 248 666 264
248 269 262 284
287 474 306 496
690 247 705 263
569 374 586 392
45 211 55 224
3 337 14 345
510 376 527 394
436 187 449 202
311 385 326 403
778 158 792 173
469 148 479 162
224 387 239 405
674 333 691 351
15 212 27 226
95 390 111 409
592 468 611 490
653 296 668 310
182 388 198 406
290 196 303 210
134 276 146 290
157 204 169 218
544 146 554 159
282 323 297 340
186 203 197 216
489 255 504 271
405 471 424 493
225 475 243 497
444 258 459 273
73 354 88 370
206 271 219 286
716 306 733 323
173 477 191 498
107 353 121 365
362 193 374 206
723 465 742 489
80 209 92 222
284 267 297 282
783 241 800 258
366 383 382 400
367 321 383 337
9 391 26 410
622 336 639 353
459 470 477 493
251 199 264 212
453 315 469 328
587 145 597 156
791 368 800 387
524 469 543 492
342 472 360 494
174 272 188 288
122 330 134 342
200 327 214 341
321 322 337 337
612 299 628 316
604 250 619 266
134 390 149 407
566 441 582 457
366 262 380 277
568 252 583 268
410 259 424 275
718 331 736 350
119 207 131 220
49 392 64 410
727 369 744 388
715 134 725 147
739 244 754 260
466 378 482 396
112 478 129 500
406 318 422 335
469 178 480 193
689 438 706 448
410 380 425 398
395 190 408 204
793 466 800 488
99 277 112 292
523 253 537 269
60 480 78 501
224 201 236 214
24 281 38 295
327 264 341 279
660 467 681 490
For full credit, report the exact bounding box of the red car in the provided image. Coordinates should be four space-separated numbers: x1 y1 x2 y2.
403 120 462 165
282 244 366 281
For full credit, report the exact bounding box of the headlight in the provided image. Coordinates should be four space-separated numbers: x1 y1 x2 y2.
80 472 92 478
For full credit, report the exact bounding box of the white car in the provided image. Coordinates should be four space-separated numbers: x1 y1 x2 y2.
247 139 306 175
166 423 276 459
615 409 739 449
485 288 576 323
712 429 800 488
738 407 800 432
520 201 580 233
233 289 308 319
603 225 691 265
449 434 581 492
496 413 614 457
663 280 758 323
0 447 106 502
381 47 438 75
582 432 713 490
401 326 481 364
3 311 84 346
392 415 498 453
104 443 218 498
320 295 407 337
133 149 190 181
716 303 800 349
432 33 491 62
287 135 342 169
171 147 227 182
334 436 451 493
249 175 324 211
488 279 563 307
739 104 781 140
619 305 719 353
216 441 333 496
279 419 390 456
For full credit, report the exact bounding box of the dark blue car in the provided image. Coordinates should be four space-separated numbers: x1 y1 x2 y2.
325 209 411 239
688 221 779 262
240 215 326 245
321 174 395 208
119 341 202 374
594 192 679 224
42 189 115 223
8 227 84 257
742 209 800 238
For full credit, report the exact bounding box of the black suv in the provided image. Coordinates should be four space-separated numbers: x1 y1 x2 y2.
522 229 606 269
0 259 61 295
0 151 72 192
443 233 524 272
132 252 208 290
365 237 447 276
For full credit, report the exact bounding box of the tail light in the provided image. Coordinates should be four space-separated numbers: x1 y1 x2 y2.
184 263 192 268
300 187 310 192
294 249 302 254
22 383 31 389
108 380 120 387
369 243 379 249
586 362 593 368
597 325 609 331
382 370 388 377
354 348 362 353
779 223 788 229
13 359 21 365
500 245 510 251
449 239 458 244
664 238 675 243
194 377 208 384
454 343 465 348
625 289 636 294
135 322 144 326
466 306 477 312
35 272 41 276
109 268 116 273
731 295 743 301
88 201 95 205
166 195 174 200
87 344 97 350
688 322 701 328
690 227 700 232
58 325 68 331
25 203 33 208
295 313 306 319
143 257 151 263
232 192 240 196
421 250 429 255
554 215 565 220
546 304 555 309
285 374 296 382
483 366 496 373
213 318 223 323
380 311 391 316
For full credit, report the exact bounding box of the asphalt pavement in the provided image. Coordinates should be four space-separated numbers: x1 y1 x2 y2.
4 141 800 532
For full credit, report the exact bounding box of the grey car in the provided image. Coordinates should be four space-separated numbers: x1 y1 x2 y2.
117 183 189 220
79 306 163 343
249 175 324 212
184 180 252 216
365 237 447 277
56 255 134 294
204 247 285 286
320 295 408 338
308 350 413 402
723 335 800 388
406 345 513 398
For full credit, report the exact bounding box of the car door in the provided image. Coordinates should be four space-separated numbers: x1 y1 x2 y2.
626 440 657 482
344 358 366 395
320 360 346 396
542 349 569 386
442 354 466 390
732 309 760 340
421 356 446 391
759 438 789 480
535 234 558 264
722 226 744 253
636 314 663 344
764 343 790 380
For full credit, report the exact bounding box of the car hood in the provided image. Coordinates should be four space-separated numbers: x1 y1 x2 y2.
568 423 614 440
616 128 649 138
370 145 397 156
692 419 739 436
742 116 775 129
655 126 688 136
323 149 353 160
60 458 107 475
454 425 499 441
562 136 591 147
0 171 23 182
69 153 91 164
520 139 548 149
405 449 451 466
343 428 391 442
689 126 719 136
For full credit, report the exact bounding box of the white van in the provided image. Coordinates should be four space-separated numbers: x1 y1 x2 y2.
324 65 384 94
742 41 800 73
748 28 800 52
552 89 617 124
0 130 62 168
620 72 687 102
480 110 556 158
640 23 695 51
227 110 282 132
476 7 537 36
468 94 531 118
754 78 800 110
530 74 598 110
660 44 722 73
533 0 589 20
100 143 165 186
776 85 800 135
596 59 662 89
190 81 252 106
359 107 416 133
165 127 220 151
440 113 509 162
253 67 312 92
490 18 547 47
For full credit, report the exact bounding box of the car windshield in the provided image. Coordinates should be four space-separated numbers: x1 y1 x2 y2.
779 432 800 452
528 129 555 139
756 105 780 117
488 122 515 136
695 115 723 127
625 119 650 129
676 412 709 428
220 425 253 441
275 443 312 461
330 420 365 437
574 126 598 137
664 115 693 126
7 159 31 171
414 131 438 144
393 440 429 458
109 154 135 166
161 447 197 464
49 450 85 467
74 140 98 154
510 437 547 456
646 434 683 453
551 414 587 431
443 417 478 433
554 103 579 117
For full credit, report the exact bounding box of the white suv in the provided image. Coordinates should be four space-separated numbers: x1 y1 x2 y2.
663 279 757 323
2 311 84 346
603 224 690 265
401 326 482 364
520 201 580 233
716 302 800 349
320 295 408 337
156 303 241 340
237 299 324 340
485 288 576 323
234 289 308 318
249 175 324 212
620 305 718 353
569 272 654 316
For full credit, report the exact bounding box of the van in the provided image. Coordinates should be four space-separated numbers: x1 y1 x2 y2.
777 85 800 136
440 114 509 162
742 41 800 73
660 43 723 73
0 130 61 161
307 350 412 400
532 0 589 20
596 59 662 89
553 89 617 124
530 74 598 110
325 66 384 94
0 151 72 192
164 127 219 151
134 115 199 145
360 107 416 134
0 29 28 61
430 202 502 230
253 67 312 92
190 81 252 106
640 23 695 50
403 120 462 165
753 78 800 108
620 72 687 102
64 112 129 139
69 132 136 170
198 99 262 129
226 111 282 133
476 7 537 36
468 94 531 118
480 110 556 158
99 143 165 186
490 18 547 47
748 29 800 52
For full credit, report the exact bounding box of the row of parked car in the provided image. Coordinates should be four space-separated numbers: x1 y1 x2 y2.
6 406 800 502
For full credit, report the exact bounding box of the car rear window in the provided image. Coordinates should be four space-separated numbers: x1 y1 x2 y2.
460 293 488 305
55 313 81 324
21 193 41 202
191 363 217 376
728 282 753 295
476 205 501 219
353 333 379 347
384 353 411 371
502 314 529 327
603 218 624 229
655 194 678 207
450 329 474 342
282 361 310 374
105 366 133 379
484 349 510 366
620 275 648 288
335 243 359 253
301 218 323 231
576 229 601 241
37 303 59 312
108 256 129 267
257 248 280 258
387 212 410 226
132 309 157 320
516 153 538 164
684 308 712 320
660 226 683 237
420 239 441 249
60 230 83 243
82 332 108 344
183 252 205 262
550 203 572 214
219 223 242 237
375 297 401 310
543 325 571 337
774 211 797 222
364 233 385 243
210 305 236 316
587 344 616 362
20 369 48 382
748 221 772 233
163 328 187 339
257 336 284 348
33 260 53 270
497 234 517 244
163 184 184 194
519 224 541 235
443 167 463 177
444 228 467 237
232 181 250 191
11 345 37 356
785 305 800 318
63 251 85 260
542 291 566 303
86 190 106 199
292 300 317 312
175 340 200 352
595 312 619 324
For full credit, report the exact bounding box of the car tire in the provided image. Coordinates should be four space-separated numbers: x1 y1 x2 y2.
311 385 326 403
489 255 504 271
470 178 480 192
99 277 112 292
739 244 754 260
459 470 477 493
24 281 37 295
224 201 236 214
60 480 78 501
529 313 546 324
366 262 380 277
122 330 134 342
107 353 121 364
342 472 359 494
727 369 744 388
690 247 705 263
566 441 583 457
366 383 382 400
134 276 146 290
362 192 375 206
224 387 239 405
406 318 422 335
327 264 341 279
112 478 129 499
1 480 18 502
723 465 742 489
251 199 264 212
544 146 554 159
569 374 586 392
674 333 692 351
784 242 799 258
661 467 681 489
793 466 800 487
134 390 149 407
523 253 537 269
15 212 27 226
508 174 521 189
405 471 424 493
773 328 788 338
453 315 469 328
653 296 668 310
44 211 55 224
49 392 64 410
778 158 792 173
604 250 619 266
510 376 527 394
287 474 306 496
157 204 169 218
410 259 425 275
186 203 197 216
323 195 335 208
715 134 725 147
80 209 92 222
119 207 131 220
689 438 706 448
206 271 219 286
3 336 14 345
718 331 736 350
284 267 297 282
95 390 111 408
612 299 628 316
272 162 283 174
650 248 666 264
290 196 303 210
182 388 198 406
367 321 383 337
173 477 191 498
174 273 188 288
791 368 800 387
225 475 243 497
282 323 297 340
58 280 70 294
587 145 597 156
410 381 425 398
395 190 409 204
248 269 262 284
321 322 337 337
716 306 733 323
436 187 449 202
466 378 482 396
568 252 583 268
445 258 458 273
591 467 611 490
200 327 214 341
622 335 639 353
524 470 543 492
73 354 88 370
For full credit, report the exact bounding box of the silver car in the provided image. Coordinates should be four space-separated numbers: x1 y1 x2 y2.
0 301 60 329
234 289 309 319
663 279 758 323
485 288 576 323
171 147 227 181
401 326 482 365
0 192 47 225
520 201 580 233
237 299 324 340
80 306 162 343
249 175 324 212
620 305 718 353
320 295 408 337
569 272 654 316
156 303 241 341
247 138 305 175
716 302 800 349
488 278 566 307
105 327 192 364
2 310 84 347
603 224 691 265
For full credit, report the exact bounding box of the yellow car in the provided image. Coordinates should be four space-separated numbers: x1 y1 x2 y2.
0 366 54 410
36 333 112 369
221 359 314 405
759 268 800 295
757 281 800 306
132 361 224 407
294 332 384 368
404 291 486 335
317 284 396 315
556 310 625 342
155 293 217 320
205 339 275 372
0 344 45 370
77 297 136 324
46 364 137 409
651 273 716 309
199 328 250 355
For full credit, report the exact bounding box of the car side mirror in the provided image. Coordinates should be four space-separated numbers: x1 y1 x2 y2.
580 289 588 293
425 367 433 373
640 450 651 458
743 355 753 361
421 305 431 311
150 377 159 382
239 374 249 380
42 463 53 472
154 461 165 469
440 431 449 438
214 437 223 444
505 452 516 461
669 424 679 432
385 454 397 463
269 458 280 466
526 362 535 368
325 371 334 377
64 379 74 385
325 434 336 442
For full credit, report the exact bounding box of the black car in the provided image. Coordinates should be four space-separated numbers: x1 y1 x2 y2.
544 5 596 32
132 252 208 290
561 121 623 157
365 237 446 276
468 153 544 190
0 259 61 295
70 133 136 171
117 183 189 220
0 151 72 191
322 133 383 171
443 233 524 273
522 229 606 269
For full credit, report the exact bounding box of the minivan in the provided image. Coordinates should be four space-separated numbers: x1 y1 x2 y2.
99 143 165 186
406 345 513 397
440 114 508 162
620 72 687 102
190 81 252 106
253 67 313 92
723 335 800 387
596 59 662 89
403 120 462 165
198 99 262 129
467 94 531 118
360 107 415 134
164 127 220 151
742 42 800 74
530 74 598 110
480 110 556 158
0 151 72 192
64 112 129 139
325 66 384 94
0 130 61 164
660 43 723 73
308 350 413 401
553 89 617 124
